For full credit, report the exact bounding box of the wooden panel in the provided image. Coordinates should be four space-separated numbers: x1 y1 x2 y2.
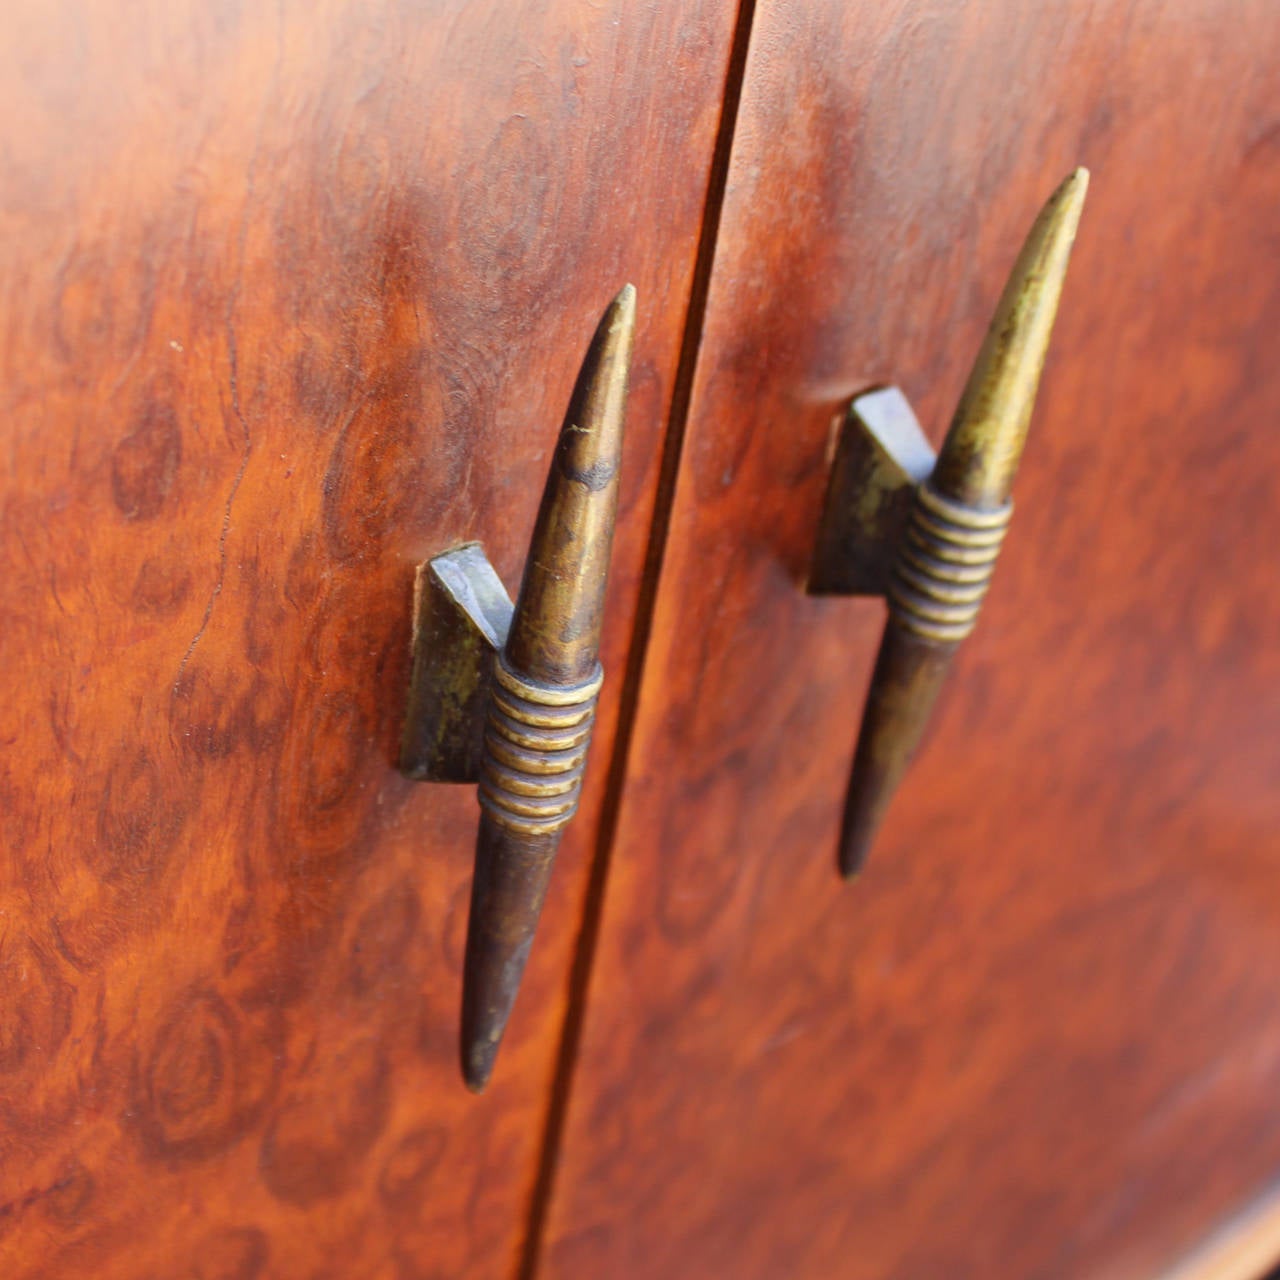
540 2 1280 1276
0 2 737 1275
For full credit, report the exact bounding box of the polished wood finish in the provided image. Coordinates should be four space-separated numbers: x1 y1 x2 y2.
539 1 1280 1276
0 2 737 1275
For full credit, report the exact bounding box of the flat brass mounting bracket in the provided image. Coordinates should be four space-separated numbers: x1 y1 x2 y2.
809 386 937 598
399 543 515 784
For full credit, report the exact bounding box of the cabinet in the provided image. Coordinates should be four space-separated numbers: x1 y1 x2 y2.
2 2 1278 1278
0 3 739 1275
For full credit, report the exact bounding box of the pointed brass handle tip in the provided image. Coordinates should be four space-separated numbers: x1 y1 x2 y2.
809 169 1089 879
398 285 636 1092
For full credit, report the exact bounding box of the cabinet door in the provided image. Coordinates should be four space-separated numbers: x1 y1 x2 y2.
0 3 737 1275
538 2 1280 1276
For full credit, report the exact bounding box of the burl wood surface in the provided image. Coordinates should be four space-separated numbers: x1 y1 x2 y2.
541 2 1280 1276
0 2 737 1275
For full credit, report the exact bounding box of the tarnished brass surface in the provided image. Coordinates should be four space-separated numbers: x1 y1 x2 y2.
463 284 634 1091
399 543 514 782
400 285 635 1091
811 170 1088 877
809 386 937 597
932 168 1091 508
478 657 603 835
502 286 634 687
887 484 1013 643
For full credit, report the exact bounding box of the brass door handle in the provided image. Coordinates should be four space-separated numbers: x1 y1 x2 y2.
400 286 636 1091
810 170 1088 877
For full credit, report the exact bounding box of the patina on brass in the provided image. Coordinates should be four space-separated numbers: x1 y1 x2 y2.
810 169 1088 878
400 284 636 1091
810 386 938 597
400 543 515 783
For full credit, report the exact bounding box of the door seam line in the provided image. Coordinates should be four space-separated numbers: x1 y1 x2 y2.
515 0 762 1273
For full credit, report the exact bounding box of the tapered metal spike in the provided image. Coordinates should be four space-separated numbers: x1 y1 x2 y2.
505 283 636 685
931 167 1089 508
839 630 953 877
461 823 562 1092
839 172 1088 877
461 285 635 1091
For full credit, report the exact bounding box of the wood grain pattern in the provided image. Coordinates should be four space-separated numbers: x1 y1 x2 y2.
539 1 1280 1276
0 2 737 1275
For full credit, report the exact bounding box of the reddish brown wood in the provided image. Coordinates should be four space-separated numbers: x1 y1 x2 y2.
0 2 737 1275
540 2 1280 1276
